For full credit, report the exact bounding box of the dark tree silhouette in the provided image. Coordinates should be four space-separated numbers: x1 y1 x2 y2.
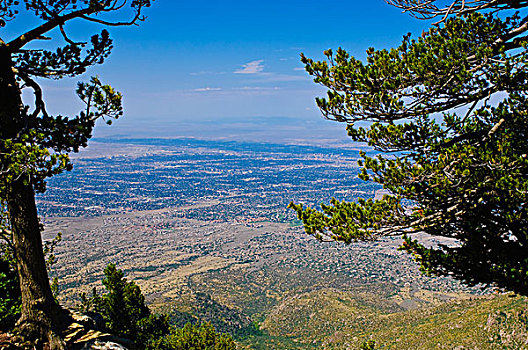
291 0 528 295
0 1 152 348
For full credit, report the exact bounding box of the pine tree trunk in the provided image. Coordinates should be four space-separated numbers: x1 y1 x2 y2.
0 46 65 349
7 180 65 349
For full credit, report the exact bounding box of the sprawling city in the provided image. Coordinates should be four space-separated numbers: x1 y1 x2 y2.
36 138 494 349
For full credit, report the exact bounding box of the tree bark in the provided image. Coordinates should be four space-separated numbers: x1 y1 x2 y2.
0 46 65 349
7 180 65 349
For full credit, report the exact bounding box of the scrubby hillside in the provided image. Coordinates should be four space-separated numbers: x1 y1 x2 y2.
250 290 528 349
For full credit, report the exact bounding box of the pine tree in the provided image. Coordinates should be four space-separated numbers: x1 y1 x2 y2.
0 1 152 347
290 0 528 295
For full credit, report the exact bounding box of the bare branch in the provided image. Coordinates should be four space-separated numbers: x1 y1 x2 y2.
6 1 150 52
79 10 144 27
59 24 85 45
17 71 48 119
7 7 94 52
386 0 528 21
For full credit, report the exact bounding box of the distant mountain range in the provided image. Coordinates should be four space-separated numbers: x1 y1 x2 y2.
92 115 353 146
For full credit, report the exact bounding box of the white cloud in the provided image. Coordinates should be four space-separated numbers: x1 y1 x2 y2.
193 87 222 92
234 60 264 74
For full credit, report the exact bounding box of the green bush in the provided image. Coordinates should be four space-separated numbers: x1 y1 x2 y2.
80 263 169 344
0 246 20 331
137 313 172 347
99 263 151 339
81 264 235 349
147 322 236 350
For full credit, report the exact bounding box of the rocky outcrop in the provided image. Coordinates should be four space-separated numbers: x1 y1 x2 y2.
64 310 135 350
0 310 135 350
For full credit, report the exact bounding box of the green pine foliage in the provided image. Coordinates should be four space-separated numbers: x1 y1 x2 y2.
0 2 153 344
0 246 20 331
80 264 235 349
79 263 169 345
147 322 236 350
99 263 151 340
136 313 173 347
290 1 528 295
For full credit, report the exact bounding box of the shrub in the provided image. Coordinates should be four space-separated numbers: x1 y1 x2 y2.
147 322 236 350
0 247 20 331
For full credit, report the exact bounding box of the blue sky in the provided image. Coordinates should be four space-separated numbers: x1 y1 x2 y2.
13 1 432 143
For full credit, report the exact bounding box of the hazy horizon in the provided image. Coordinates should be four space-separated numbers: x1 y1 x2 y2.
15 1 432 146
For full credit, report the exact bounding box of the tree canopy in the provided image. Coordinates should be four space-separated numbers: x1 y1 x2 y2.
79 263 236 350
290 0 528 295
0 1 152 348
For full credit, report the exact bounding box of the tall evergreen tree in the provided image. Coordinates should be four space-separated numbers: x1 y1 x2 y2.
0 1 152 348
290 0 528 295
